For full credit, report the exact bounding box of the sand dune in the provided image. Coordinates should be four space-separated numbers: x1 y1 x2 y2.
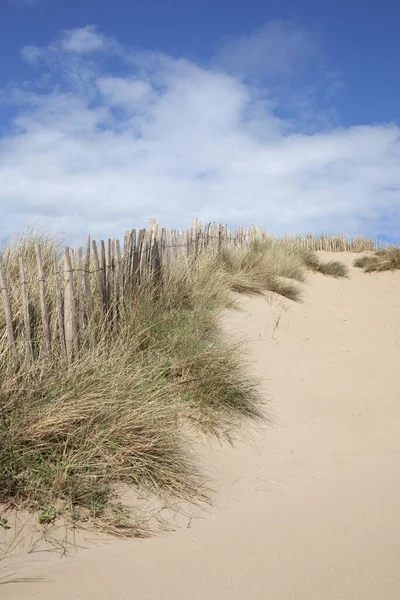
3 252 400 599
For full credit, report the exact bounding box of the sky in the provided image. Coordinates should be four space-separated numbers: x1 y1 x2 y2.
1 0 399 243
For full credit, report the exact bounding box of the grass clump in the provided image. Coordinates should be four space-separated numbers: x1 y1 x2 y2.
130 298 261 435
299 250 348 277
0 230 347 535
0 342 206 528
215 239 347 303
214 246 301 301
354 247 400 272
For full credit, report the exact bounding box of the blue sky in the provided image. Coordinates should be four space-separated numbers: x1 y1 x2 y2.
1 0 399 242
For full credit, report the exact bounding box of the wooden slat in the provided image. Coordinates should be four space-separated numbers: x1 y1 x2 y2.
109 239 117 325
0 259 17 365
35 244 51 355
100 240 107 310
167 229 174 275
64 248 78 360
84 235 93 323
152 236 162 290
115 238 123 311
136 229 146 287
141 229 150 272
77 247 85 340
92 240 104 316
160 227 166 273
149 226 157 278
129 229 137 279
54 252 67 360
19 256 33 361
218 223 223 254
204 223 211 249
107 238 113 309
123 230 130 286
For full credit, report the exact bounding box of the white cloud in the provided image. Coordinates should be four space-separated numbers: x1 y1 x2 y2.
213 21 318 83
20 45 43 65
59 26 108 54
21 26 113 67
97 77 153 108
1 25 400 244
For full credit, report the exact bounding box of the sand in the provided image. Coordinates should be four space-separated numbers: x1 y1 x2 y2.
2 252 400 599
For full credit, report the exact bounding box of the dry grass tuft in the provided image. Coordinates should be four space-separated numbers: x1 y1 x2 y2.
216 242 303 301
354 247 400 272
307 257 348 278
215 240 347 302
316 260 348 277
0 230 347 537
0 343 207 516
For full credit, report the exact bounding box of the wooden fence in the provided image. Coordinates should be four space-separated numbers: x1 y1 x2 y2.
0 218 387 366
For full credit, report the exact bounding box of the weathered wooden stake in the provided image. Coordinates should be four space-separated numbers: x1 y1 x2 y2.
0 259 17 366
35 244 51 355
19 256 33 361
77 247 85 339
84 235 93 322
54 253 67 360
64 248 78 361
92 240 104 316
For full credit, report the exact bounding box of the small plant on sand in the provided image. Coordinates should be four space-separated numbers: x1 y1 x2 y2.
38 508 57 526
354 247 400 272
298 249 348 278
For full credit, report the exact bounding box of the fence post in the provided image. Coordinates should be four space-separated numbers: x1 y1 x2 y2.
92 240 104 316
84 235 93 323
152 228 163 290
19 256 33 362
64 248 78 361
54 252 67 360
0 259 17 366
123 230 130 288
77 247 85 340
100 241 107 311
35 244 51 355
218 223 223 254
107 238 117 325
129 229 137 280
107 239 113 312
137 229 146 284
115 238 123 310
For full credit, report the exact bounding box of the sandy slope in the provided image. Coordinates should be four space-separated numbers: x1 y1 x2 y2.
3 252 400 599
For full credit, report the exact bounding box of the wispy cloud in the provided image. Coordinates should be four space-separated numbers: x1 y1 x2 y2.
1 25 399 243
213 21 318 83
21 26 114 65
59 25 108 54
213 21 342 132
